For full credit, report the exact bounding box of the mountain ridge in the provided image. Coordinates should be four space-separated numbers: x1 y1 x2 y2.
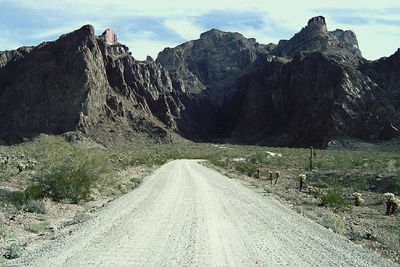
0 16 399 147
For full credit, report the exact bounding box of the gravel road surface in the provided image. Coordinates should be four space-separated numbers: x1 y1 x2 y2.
10 160 396 266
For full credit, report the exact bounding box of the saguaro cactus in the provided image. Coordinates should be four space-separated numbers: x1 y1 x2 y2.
309 146 314 171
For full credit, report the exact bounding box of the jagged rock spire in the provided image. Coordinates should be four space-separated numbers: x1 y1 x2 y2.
101 29 118 45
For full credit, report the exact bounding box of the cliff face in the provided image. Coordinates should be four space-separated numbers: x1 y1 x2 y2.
0 26 185 144
157 16 400 147
361 49 400 124
224 53 398 147
1 16 399 147
157 29 274 103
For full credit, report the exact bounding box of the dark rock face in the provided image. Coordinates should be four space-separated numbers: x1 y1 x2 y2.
0 25 185 144
224 53 398 146
275 16 362 59
1 16 399 147
157 16 399 147
157 29 273 103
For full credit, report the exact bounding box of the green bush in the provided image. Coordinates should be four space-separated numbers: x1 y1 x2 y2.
248 152 264 164
234 161 256 177
9 187 42 213
5 243 24 259
321 191 351 211
31 144 113 203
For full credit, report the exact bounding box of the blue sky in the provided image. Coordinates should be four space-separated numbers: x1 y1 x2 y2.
0 0 399 60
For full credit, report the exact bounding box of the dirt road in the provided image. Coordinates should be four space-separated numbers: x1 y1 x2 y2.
11 160 396 266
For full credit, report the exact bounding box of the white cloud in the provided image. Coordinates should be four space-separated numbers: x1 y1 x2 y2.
7 0 399 14
164 18 204 40
0 0 399 59
121 32 176 60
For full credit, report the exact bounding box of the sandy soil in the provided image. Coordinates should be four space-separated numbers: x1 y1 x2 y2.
8 160 397 266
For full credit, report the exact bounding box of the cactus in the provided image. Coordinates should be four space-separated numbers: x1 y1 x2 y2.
307 186 326 198
393 198 400 214
274 171 280 185
0 155 9 169
352 192 364 206
384 193 398 215
298 174 307 191
269 171 273 185
17 162 25 173
309 146 314 171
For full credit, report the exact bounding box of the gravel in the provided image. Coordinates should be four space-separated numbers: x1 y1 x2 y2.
9 160 397 266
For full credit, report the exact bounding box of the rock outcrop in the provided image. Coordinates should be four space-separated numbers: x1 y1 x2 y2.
100 29 118 45
0 25 185 144
157 29 273 103
1 16 399 147
274 15 362 60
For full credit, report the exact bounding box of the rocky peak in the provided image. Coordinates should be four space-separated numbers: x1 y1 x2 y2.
275 16 361 58
78 25 95 36
101 29 118 45
307 16 327 27
157 28 270 102
199 28 225 39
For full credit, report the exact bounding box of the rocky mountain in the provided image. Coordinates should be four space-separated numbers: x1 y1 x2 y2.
157 16 400 147
0 16 399 147
0 25 186 144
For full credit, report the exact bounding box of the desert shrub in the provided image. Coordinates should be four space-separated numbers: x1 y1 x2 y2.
209 158 229 169
73 211 91 223
320 210 345 234
348 178 369 192
321 191 351 211
234 161 256 177
372 194 386 205
9 186 43 211
4 243 24 259
248 152 265 164
264 187 273 194
31 144 113 203
0 223 14 239
348 226 364 241
23 199 47 214
26 221 50 233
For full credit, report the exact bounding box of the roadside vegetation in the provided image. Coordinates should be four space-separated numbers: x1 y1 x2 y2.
204 143 400 263
0 134 399 262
